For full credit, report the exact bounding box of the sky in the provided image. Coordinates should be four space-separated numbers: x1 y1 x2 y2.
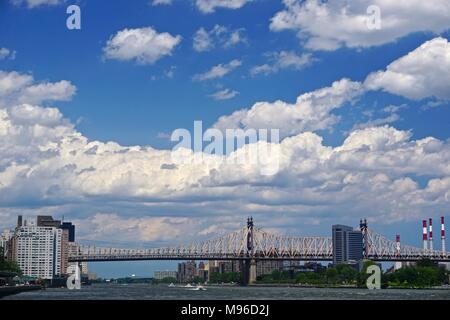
1 0 450 277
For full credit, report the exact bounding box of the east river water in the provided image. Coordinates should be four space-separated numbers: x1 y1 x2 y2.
2 283 450 300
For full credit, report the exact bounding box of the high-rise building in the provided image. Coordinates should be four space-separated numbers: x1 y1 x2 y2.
60 222 75 242
177 261 197 283
15 221 63 280
332 224 363 265
10 215 78 279
37 215 61 228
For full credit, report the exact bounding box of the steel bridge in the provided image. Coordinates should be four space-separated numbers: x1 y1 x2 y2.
68 218 450 263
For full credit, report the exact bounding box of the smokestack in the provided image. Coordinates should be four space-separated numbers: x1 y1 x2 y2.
442 216 446 254
429 218 433 254
423 220 428 254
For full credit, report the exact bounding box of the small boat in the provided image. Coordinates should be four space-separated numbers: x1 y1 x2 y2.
168 283 175 287
189 285 206 291
184 283 193 288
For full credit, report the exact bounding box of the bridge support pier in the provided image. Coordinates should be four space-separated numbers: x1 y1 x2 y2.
249 259 256 284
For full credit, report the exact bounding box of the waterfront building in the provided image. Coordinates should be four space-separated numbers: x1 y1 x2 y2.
177 261 197 283
15 220 63 280
154 270 178 280
332 224 363 264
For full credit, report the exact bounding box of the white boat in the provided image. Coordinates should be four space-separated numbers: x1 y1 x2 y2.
184 283 193 288
168 283 175 287
189 285 207 291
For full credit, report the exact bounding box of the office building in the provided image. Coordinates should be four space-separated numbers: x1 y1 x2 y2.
332 224 363 264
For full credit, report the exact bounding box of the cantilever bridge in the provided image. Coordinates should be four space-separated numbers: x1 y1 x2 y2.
69 218 450 263
68 217 450 284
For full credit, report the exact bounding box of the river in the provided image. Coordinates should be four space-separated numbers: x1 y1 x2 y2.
2 283 450 300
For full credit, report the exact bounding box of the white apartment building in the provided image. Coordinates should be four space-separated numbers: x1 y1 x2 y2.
15 223 62 280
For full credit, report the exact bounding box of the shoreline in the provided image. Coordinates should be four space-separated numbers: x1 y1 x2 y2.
0 285 43 298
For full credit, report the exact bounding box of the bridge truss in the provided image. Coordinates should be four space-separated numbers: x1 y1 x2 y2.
68 224 450 263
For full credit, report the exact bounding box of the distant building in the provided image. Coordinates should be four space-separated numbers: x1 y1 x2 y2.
154 271 177 280
332 224 363 264
196 262 209 282
60 222 75 242
37 215 61 228
66 242 88 275
256 260 283 277
177 261 197 283
0 230 13 258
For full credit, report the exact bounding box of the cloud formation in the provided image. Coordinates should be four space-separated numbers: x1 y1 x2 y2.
0 71 76 106
193 25 247 52
1 38 450 244
0 48 16 60
209 88 239 100
365 37 450 100
214 78 364 137
196 0 252 13
103 27 181 65
193 59 242 81
11 0 62 8
250 51 314 76
270 0 450 51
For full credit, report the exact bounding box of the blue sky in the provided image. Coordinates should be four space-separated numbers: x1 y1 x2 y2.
1 0 450 277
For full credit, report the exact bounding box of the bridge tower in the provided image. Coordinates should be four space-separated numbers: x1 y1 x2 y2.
360 218 368 259
242 217 256 285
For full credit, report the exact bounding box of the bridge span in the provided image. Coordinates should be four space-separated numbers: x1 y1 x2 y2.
69 218 450 263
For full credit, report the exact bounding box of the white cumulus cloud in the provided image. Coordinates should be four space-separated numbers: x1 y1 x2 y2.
364 37 450 100
270 0 450 51
103 27 181 65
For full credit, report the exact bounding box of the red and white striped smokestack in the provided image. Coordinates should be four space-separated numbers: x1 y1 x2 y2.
429 218 433 253
442 216 446 254
423 220 428 254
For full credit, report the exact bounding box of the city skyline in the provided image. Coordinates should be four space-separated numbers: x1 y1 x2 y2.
1 1 450 277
